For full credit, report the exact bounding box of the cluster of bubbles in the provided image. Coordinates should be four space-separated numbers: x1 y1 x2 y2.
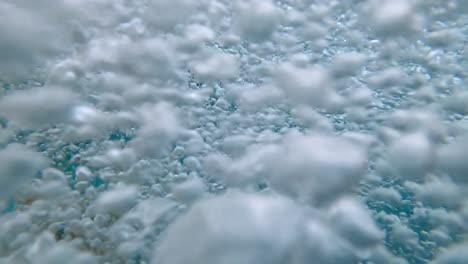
1 0 468 263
